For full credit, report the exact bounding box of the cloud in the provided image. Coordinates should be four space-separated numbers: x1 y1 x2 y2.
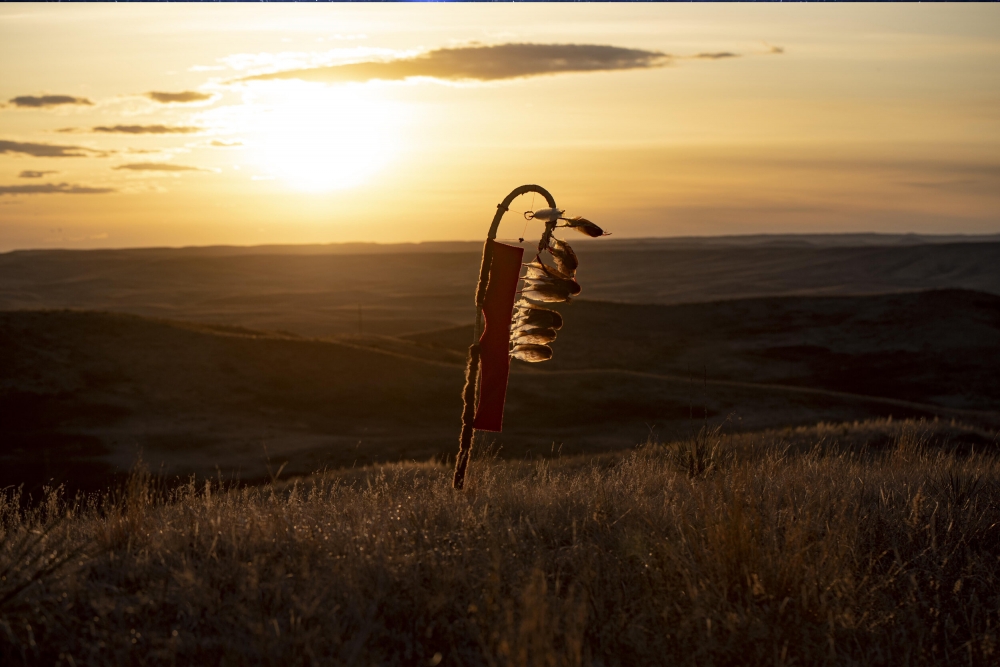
8 94 93 108
146 91 214 104
239 43 671 84
92 125 202 134
690 52 739 60
0 182 115 195
19 170 58 178
765 44 785 55
902 178 999 196
210 140 243 148
0 139 105 158
113 162 206 172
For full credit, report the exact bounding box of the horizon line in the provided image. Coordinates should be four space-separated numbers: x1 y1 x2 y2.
5 231 1000 256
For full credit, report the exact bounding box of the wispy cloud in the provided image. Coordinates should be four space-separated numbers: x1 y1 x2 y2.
58 125 202 135
239 43 671 84
92 125 202 135
146 91 214 104
902 177 1000 196
8 94 93 108
0 182 115 195
19 170 58 178
0 139 106 158
690 52 739 60
210 140 243 148
113 162 206 172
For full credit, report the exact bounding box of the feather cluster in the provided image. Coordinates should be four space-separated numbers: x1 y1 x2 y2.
508 210 609 362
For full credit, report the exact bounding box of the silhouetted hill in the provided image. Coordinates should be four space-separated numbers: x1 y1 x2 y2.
0 311 463 493
406 289 1000 412
3 290 998 495
2 241 998 337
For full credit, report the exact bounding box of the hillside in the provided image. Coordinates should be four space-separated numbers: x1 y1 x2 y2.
406 289 1000 411
0 311 462 493
2 289 998 494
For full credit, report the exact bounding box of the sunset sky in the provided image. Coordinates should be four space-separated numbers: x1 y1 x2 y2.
1 3 998 251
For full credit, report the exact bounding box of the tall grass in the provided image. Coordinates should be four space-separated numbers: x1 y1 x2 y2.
1 419 998 666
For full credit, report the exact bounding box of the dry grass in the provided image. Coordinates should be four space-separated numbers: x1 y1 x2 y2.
1 418 999 666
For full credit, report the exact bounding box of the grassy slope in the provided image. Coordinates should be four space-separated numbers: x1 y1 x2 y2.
3 291 999 494
1 419 999 665
0 310 463 491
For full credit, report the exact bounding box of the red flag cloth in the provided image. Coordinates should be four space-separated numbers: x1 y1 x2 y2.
473 241 524 432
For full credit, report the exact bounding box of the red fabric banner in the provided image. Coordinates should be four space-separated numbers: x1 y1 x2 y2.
473 241 524 432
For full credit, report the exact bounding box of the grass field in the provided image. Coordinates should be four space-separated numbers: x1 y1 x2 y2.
2 240 999 664
2 418 998 665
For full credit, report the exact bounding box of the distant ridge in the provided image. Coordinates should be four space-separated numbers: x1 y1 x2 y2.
591 233 1000 249
2 238 998 337
4 233 999 257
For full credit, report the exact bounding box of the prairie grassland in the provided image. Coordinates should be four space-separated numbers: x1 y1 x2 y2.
2 419 999 666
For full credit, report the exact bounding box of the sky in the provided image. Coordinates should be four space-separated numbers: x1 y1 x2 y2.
0 3 998 251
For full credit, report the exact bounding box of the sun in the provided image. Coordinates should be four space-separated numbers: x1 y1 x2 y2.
244 82 400 193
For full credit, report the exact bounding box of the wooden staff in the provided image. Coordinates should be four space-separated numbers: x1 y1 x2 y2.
453 184 556 490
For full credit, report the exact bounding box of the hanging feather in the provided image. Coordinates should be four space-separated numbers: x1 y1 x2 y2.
522 264 552 281
561 216 608 238
523 259 573 282
514 296 552 311
523 275 581 296
511 344 553 362
520 287 571 303
522 261 581 292
521 276 581 303
546 237 579 277
511 327 557 345
513 311 563 332
512 302 563 330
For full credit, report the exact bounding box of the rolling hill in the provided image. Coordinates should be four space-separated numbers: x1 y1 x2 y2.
2 288 998 495
2 239 998 337
406 288 1000 411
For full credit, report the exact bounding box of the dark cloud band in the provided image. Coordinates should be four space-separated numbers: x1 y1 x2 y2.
241 43 671 84
691 52 739 60
19 170 58 178
9 95 93 108
113 163 204 172
0 140 104 158
92 125 202 135
146 91 214 104
0 182 114 195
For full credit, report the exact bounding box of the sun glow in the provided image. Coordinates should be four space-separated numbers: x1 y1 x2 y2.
240 82 401 193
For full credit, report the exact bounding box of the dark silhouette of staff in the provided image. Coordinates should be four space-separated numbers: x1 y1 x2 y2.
453 185 556 490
